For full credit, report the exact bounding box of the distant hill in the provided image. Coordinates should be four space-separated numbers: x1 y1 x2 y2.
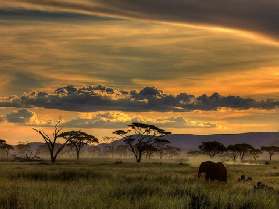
97 132 279 151
164 132 279 150
15 132 279 152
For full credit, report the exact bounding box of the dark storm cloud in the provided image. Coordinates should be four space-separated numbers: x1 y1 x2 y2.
0 85 278 112
5 0 279 39
0 8 109 21
92 0 279 39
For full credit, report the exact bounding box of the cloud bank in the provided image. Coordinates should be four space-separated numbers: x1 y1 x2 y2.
3 109 216 129
63 112 216 129
0 85 278 112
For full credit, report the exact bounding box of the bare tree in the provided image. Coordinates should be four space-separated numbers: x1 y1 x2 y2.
33 121 71 163
113 123 171 163
60 131 98 160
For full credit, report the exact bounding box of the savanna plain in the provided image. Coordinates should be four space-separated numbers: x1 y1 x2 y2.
0 159 278 209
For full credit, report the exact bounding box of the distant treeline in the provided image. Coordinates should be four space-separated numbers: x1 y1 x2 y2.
1 122 278 163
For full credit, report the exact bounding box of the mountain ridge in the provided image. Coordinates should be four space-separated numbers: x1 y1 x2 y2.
19 132 279 151
164 132 279 150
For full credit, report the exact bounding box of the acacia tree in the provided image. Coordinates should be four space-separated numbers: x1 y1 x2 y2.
234 143 255 161
33 122 72 163
61 131 98 160
261 146 279 161
199 141 226 158
113 123 171 163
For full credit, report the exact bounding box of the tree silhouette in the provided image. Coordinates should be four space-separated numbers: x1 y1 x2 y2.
199 141 226 158
233 143 254 161
33 121 71 163
261 146 279 161
113 123 171 163
61 131 98 160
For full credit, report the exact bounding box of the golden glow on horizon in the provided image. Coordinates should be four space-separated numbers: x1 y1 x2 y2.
134 67 279 98
0 108 278 144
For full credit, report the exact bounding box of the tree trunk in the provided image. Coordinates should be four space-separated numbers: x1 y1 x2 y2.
241 153 245 161
76 150 80 161
136 152 142 163
51 155 56 163
50 150 56 163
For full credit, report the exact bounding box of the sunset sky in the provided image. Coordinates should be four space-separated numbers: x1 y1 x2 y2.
0 0 279 144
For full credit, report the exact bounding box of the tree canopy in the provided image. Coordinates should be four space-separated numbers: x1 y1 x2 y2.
60 131 98 160
113 122 171 163
199 141 226 158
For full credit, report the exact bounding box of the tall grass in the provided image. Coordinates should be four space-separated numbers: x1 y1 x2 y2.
0 161 277 209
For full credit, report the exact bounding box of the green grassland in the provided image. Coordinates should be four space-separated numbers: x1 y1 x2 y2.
0 160 278 209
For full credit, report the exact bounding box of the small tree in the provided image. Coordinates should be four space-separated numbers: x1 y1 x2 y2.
113 123 171 163
261 146 279 161
199 141 226 158
60 131 98 160
33 121 71 163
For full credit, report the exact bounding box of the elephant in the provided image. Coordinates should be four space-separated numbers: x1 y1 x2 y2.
198 161 227 182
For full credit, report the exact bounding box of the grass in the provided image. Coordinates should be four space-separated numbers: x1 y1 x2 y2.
0 160 277 209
